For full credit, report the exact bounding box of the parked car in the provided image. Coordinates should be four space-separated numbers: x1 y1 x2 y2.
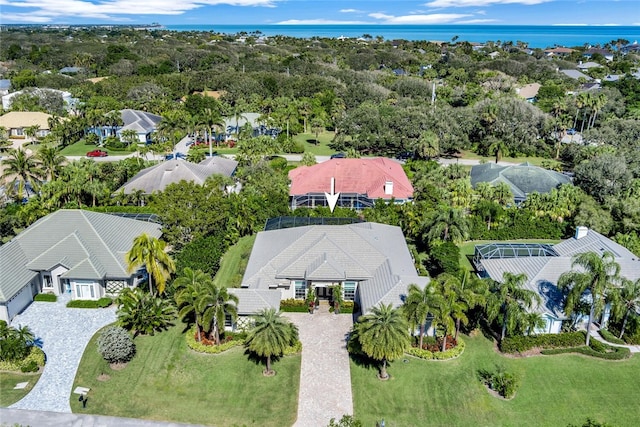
86 149 108 157
330 152 346 159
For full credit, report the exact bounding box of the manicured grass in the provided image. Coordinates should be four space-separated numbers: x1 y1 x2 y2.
456 150 557 168
292 132 338 155
458 239 561 271
0 371 42 407
351 333 640 427
59 140 132 156
214 235 256 288
72 323 300 426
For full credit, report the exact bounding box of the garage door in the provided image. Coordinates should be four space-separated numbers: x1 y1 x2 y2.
7 286 34 321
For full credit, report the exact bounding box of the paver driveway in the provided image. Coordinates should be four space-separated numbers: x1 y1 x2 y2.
9 297 116 413
285 307 354 427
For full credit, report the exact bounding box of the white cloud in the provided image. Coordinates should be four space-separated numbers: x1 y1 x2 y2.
424 0 550 7
339 8 362 13
369 12 471 24
277 19 368 25
0 0 277 22
456 18 500 23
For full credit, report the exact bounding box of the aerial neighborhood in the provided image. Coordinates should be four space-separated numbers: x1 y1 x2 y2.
1 25 640 427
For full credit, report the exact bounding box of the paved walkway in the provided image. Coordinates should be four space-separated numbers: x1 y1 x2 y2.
0 408 206 427
9 296 116 413
589 325 640 353
285 305 354 427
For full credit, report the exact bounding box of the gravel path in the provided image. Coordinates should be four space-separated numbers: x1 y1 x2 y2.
9 296 116 413
285 306 354 427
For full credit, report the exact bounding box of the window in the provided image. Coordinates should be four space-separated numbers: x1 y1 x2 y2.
295 281 306 299
343 281 357 301
224 314 233 328
43 275 53 288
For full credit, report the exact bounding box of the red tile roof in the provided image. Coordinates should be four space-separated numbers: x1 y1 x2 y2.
289 158 414 200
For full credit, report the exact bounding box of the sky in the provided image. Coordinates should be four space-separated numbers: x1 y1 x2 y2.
0 0 638 26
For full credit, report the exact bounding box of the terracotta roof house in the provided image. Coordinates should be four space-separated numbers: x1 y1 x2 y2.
0 111 52 139
0 210 162 322
90 109 162 144
470 162 572 204
239 222 429 316
473 227 640 334
516 83 541 102
289 158 414 210
117 156 238 195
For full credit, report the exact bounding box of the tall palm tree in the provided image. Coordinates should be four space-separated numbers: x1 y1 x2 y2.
487 272 541 341
611 278 640 339
558 251 620 346
174 267 212 342
245 308 299 375
433 285 466 352
197 281 239 345
412 130 440 160
36 144 65 181
1 148 39 201
436 270 487 340
354 303 410 379
126 233 175 295
426 207 469 244
402 283 440 349
488 137 508 164
23 125 41 143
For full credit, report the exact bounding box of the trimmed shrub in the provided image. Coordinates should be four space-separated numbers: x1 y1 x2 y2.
282 340 303 355
20 360 38 373
406 337 466 360
541 340 631 360
34 293 57 302
97 326 136 364
280 298 309 313
499 332 586 353
186 327 243 354
67 297 112 309
0 346 45 372
478 365 520 399
599 329 626 345
329 301 355 314
175 234 227 278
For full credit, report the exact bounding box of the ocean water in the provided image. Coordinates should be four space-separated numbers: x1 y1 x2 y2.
165 24 640 49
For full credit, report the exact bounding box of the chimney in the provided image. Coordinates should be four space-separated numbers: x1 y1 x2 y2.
575 226 589 239
384 181 393 195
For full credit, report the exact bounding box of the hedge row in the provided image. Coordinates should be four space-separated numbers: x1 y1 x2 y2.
330 301 355 314
282 340 303 355
598 329 626 345
186 330 244 354
66 297 112 309
541 341 631 360
406 337 465 361
499 332 586 353
280 298 311 312
34 293 57 302
0 347 45 372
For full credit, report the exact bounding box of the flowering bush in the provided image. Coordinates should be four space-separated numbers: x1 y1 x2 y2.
406 337 465 360
186 327 243 354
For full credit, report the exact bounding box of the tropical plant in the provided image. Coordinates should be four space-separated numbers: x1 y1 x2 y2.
1 147 39 201
97 325 136 363
126 233 175 295
487 272 541 341
36 144 65 181
115 287 176 337
425 207 470 243
0 321 34 362
436 270 487 340
558 251 621 346
245 308 299 375
610 277 640 339
351 303 410 379
402 283 440 349
174 267 212 342
196 281 239 345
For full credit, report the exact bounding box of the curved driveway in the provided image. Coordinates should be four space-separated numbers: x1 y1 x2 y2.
9 298 116 413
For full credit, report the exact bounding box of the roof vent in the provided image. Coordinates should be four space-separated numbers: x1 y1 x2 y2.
384 181 393 195
575 226 589 240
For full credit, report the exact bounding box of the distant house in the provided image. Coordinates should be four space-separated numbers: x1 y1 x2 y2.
544 47 574 57
516 83 541 102
0 79 11 97
117 157 238 195
582 48 613 62
473 227 640 334
90 109 161 144
59 66 84 75
2 88 75 111
0 210 162 322
560 69 592 81
470 162 572 204
239 222 430 317
289 158 414 210
223 112 278 140
621 41 640 54
576 61 603 70
0 111 52 139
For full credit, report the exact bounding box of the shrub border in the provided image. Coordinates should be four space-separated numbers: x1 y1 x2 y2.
0 346 46 372
34 293 57 302
541 344 631 360
405 337 465 361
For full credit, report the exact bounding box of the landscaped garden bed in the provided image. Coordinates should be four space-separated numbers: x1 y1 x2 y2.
66 297 113 308
406 336 465 361
34 293 57 302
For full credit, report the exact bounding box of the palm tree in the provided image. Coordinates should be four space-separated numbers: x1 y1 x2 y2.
1 148 39 201
611 278 640 339
413 130 440 160
126 233 175 295
120 129 139 147
174 268 212 342
487 272 541 341
433 286 465 352
116 287 176 337
436 270 487 340
426 207 469 243
23 125 41 143
402 283 440 349
245 308 299 375
197 281 239 345
523 312 546 335
558 251 620 346
488 137 508 164
36 144 65 181
354 303 410 379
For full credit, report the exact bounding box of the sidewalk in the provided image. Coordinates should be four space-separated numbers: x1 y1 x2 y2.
589 325 640 353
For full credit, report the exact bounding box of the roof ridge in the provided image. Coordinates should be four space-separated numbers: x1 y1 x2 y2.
80 211 129 275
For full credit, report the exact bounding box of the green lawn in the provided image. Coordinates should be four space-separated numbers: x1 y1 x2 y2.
292 132 338 156
72 323 300 426
59 140 133 156
0 371 42 407
456 150 559 168
351 333 640 427
214 235 256 288
458 239 561 271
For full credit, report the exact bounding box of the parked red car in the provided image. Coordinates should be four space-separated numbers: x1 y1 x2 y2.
86 149 108 158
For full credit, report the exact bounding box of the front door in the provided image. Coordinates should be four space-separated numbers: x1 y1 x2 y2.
316 286 333 300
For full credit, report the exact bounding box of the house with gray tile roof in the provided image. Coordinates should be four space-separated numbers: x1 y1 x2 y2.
90 109 162 144
473 227 640 334
239 222 429 315
117 157 238 195
470 162 572 204
0 210 162 322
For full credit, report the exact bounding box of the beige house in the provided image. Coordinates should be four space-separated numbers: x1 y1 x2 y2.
0 111 52 139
